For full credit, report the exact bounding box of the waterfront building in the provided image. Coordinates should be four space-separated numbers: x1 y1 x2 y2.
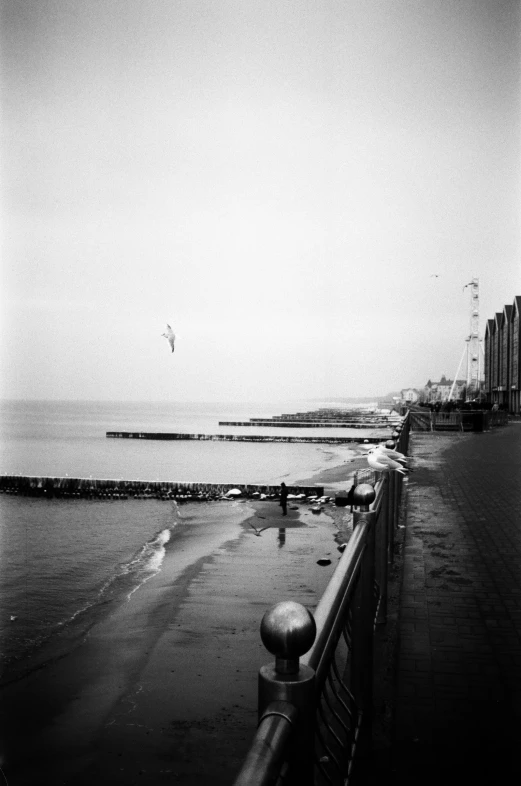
400 388 420 404
509 296 521 413
483 296 521 414
493 312 502 403
500 305 513 404
484 319 495 403
423 375 465 404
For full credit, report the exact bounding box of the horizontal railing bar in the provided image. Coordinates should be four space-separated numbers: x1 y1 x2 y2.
301 520 368 679
232 701 298 786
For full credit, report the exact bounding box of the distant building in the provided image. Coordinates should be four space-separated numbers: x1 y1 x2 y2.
400 388 420 404
484 295 521 413
484 318 495 403
511 297 521 414
423 375 465 403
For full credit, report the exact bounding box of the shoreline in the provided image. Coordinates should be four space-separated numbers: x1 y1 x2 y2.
0 446 364 785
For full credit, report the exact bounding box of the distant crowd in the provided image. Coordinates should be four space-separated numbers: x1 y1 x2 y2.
416 401 504 412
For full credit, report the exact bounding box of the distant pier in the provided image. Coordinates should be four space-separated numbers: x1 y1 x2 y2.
218 421 393 428
105 405 401 445
106 432 385 444
0 475 324 500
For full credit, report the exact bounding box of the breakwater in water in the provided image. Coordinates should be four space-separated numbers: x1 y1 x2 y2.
106 431 385 444
218 421 392 428
0 475 324 500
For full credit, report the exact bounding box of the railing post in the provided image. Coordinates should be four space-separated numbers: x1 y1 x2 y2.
387 464 396 564
391 430 401 531
376 475 389 625
258 602 317 786
350 484 376 756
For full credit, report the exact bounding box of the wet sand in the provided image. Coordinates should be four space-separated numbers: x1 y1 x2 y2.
0 451 364 786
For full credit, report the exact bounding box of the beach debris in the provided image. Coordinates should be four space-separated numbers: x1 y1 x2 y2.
311 505 322 514
335 491 349 507
317 557 332 566
161 323 176 353
225 488 243 497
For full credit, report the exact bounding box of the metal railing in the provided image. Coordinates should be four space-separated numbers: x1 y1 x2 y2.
232 415 410 786
409 408 509 432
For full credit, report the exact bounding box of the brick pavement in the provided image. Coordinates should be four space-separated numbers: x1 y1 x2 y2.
360 423 521 785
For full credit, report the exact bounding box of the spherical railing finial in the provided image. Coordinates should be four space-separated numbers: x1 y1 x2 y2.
385 439 396 449
392 430 400 439
353 483 376 511
260 601 316 674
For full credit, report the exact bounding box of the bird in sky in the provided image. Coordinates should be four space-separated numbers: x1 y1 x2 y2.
366 447 409 475
161 324 176 353
430 274 440 278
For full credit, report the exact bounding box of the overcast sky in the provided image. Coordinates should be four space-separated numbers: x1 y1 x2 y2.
1 0 520 402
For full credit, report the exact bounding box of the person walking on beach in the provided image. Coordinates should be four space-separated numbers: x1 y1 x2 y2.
279 482 288 516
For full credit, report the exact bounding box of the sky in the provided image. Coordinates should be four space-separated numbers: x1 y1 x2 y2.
1 0 520 402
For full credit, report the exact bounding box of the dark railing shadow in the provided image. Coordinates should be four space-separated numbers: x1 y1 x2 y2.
232 414 411 786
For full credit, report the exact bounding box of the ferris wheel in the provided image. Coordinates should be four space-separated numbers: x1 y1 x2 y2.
449 277 484 401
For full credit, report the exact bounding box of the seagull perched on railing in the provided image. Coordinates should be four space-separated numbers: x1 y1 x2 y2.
376 444 408 464
161 324 176 353
366 447 409 475
363 444 408 463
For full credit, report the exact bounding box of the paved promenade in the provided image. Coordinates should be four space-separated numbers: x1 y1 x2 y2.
367 423 521 784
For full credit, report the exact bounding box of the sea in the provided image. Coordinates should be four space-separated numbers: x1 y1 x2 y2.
0 398 381 684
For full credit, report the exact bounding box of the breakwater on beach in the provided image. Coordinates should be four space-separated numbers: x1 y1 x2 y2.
0 475 324 500
106 431 385 444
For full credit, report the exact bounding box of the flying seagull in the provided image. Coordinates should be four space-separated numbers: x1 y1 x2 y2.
430 274 440 278
161 324 176 353
249 522 270 536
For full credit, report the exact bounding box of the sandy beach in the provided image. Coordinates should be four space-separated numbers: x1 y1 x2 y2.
0 448 367 786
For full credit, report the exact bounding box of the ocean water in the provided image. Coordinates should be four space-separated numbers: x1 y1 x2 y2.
0 398 381 682
0 398 378 482
0 495 180 681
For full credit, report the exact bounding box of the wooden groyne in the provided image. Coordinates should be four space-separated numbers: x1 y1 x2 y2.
0 476 324 500
218 421 394 429
106 432 385 444
273 411 401 421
